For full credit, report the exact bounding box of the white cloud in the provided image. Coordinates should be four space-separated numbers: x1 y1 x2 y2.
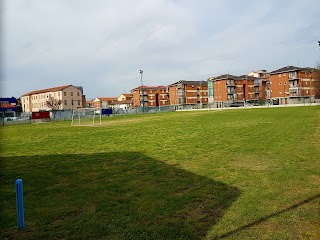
2 0 320 98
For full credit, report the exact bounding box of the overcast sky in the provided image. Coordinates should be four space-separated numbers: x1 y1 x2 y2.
2 0 320 99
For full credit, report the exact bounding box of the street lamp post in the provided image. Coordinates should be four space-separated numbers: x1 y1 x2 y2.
140 70 144 113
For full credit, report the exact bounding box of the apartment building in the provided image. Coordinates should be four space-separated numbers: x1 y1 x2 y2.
115 94 133 110
93 97 118 109
269 66 317 105
247 70 270 100
86 100 94 108
207 73 269 107
168 81 208 109
21 85 85 113
131 86 169 108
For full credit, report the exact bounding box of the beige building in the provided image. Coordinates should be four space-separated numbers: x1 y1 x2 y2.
21 85 85 113
93 97 118 109
116 94 133 110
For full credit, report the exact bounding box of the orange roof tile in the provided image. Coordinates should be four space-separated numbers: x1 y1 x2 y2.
22 84 74 96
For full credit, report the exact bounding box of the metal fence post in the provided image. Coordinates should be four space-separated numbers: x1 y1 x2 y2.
15 179 24 230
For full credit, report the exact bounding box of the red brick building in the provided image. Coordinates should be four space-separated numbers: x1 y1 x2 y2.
269 66 317 105
131 86 169 109
207 73 268 107
168 80 208 109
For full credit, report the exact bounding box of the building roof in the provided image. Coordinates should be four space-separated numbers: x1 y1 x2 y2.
238 75 256 80
131 85 167 91
208 74 241 81
208 74 259 81
21 84 75 96
168 80 207 86
270 66 315 75
95 97 118 101
122 93 132 98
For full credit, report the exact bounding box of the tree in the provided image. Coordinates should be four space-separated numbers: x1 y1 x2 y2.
46 96 62 118
16 98 23 114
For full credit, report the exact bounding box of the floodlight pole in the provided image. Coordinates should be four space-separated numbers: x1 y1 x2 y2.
140 70 145 113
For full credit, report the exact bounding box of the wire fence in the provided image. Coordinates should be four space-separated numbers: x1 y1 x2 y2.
1 101 319 126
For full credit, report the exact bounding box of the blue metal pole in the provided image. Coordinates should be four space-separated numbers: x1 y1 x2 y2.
15 179 24 230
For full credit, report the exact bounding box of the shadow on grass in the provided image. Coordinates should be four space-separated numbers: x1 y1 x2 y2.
1 152 240 239
215 193 320 239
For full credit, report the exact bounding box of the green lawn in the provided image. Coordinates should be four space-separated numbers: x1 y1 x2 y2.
1 106 319 239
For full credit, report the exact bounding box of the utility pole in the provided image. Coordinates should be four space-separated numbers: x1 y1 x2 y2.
140 70 144 113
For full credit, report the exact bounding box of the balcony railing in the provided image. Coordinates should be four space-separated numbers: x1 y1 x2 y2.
289 75 298 80
227 91 236 94
289 93 301 97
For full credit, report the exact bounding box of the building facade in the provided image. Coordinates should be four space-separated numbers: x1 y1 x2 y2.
131 86 169 108
269 66 317 105
207 73 269 108
115 94 133 110
93 97 118 109
168 81 208 109
21 85 85 113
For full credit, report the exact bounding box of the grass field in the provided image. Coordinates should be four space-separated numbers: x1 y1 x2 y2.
1 106 319 239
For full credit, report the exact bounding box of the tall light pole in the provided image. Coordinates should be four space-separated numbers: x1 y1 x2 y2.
140 70 144 113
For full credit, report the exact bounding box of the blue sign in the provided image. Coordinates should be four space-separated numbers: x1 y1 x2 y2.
0 98 17 112
101 108 112 115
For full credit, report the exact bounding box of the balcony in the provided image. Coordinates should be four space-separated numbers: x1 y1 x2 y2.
227 91 236 95
288 74 298 80
254 80 262 86
289 93 301 97
226 82 235 86
140 92 148 96
289 87 301 97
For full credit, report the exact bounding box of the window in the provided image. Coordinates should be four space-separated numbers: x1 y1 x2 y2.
283 73 286 76
238 87 241 91
71 92 73 96
162 90 164 93
238 80 240 84
64 100 67 105
279 82 282 85
78 100 80 105
284 82 287 85
64 92 66 96
192 85 194 88
150 90 152 93
77 92 80 96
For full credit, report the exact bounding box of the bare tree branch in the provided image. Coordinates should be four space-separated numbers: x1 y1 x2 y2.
46 96 62 118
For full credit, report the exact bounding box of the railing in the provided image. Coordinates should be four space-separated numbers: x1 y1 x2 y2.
289 93 301 97
289 75 298 80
